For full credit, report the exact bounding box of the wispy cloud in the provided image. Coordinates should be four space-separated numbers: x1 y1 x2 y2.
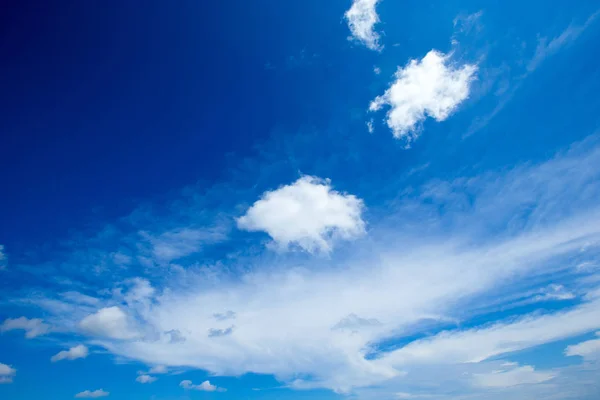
0 363 16 384
51 345 89 362
75 389 109 398
180 379 226 392
0 317 51 339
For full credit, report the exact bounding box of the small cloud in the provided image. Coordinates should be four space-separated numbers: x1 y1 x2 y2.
148 365 168 374
565 332 600 359
345 0 383 51
370 50 477 145
333 313 382 330
0 317 51 338
75 389 109 398
472 364 555 388
237 176 365 253
166 329 186 343
367 119 375 133
79 307 137 340
532 284 575 302
213 310 236 321
208 326 234 338
0 245 6 270
180 379 226 392
374 66 381 75
136 374 157 384
0 362 16 384
51 345 89 362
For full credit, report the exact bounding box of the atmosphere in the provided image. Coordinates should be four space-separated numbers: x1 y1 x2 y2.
1 1 600 399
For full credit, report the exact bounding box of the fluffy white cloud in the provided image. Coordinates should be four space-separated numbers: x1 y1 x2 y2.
26 138 600 394
74 389 109 398
345 0 382 50
79 307 137 340
0 317 50 338
136 374 157 384
0 363 16 384
51 345 89 362
472 364 555 388
237 176 365 253
370 50 477 143
565 332 600 359
180 379 225 392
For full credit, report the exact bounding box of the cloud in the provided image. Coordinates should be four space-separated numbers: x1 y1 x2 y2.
0 317 51 338
51 345 89 362
565 332 600 359
370 50 477 144
0 363 16 384
237 176 365 253
0 244 6 270
528 11 599 72
180 379 226 392
472 364 555 388
148 365 168 374
208 326 234 338
213 311 236 321
16 137 600 395
79 307 137 340
74 389 109 398
141 227 227 264
345 0 383 51
136 374 157 384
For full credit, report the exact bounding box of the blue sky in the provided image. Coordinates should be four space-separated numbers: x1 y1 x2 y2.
1 0 600 399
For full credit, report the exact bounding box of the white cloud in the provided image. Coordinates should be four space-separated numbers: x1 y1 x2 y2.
79 307 137 340
370 50 477 143
180 379 225 392
237 176 365 253
472 364 555 388
565 332 600 359
75 389 109 398
51 345 89 362
0 363 16 384
345 0 383 51
528 11 599 72
136 374 157 384
24 137 600 394
0 317 50 338
148 365 168 374
141 227 227 264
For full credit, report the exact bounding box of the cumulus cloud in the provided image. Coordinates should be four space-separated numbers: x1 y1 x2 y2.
79 307 137 340
136 374 157 384
345 0 383 51
472 364 555 388
0 317 51 338
180 379 225 392
237 176 365 253
0 363 16 384
51 345 89 362
19 137 600 395
370 50 477 144
74 389 109 398
565 332 600 359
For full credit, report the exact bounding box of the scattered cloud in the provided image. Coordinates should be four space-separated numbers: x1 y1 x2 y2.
180 380 226 392
141 227 227 264
472 364 555 388
0 317 51 338
148 365 168 374
565 332 600 359
345 0 383 51
51 345 89 362
0 244 6 270
208 326 234 338
79 307 137 340
213 311 236 321
74 389 109 398
370 50 477 144
528 11 599 72
136 374 157 384
237 176 365 253
0 363 16 384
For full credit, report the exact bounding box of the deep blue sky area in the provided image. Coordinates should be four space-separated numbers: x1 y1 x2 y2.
1 1 600 400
